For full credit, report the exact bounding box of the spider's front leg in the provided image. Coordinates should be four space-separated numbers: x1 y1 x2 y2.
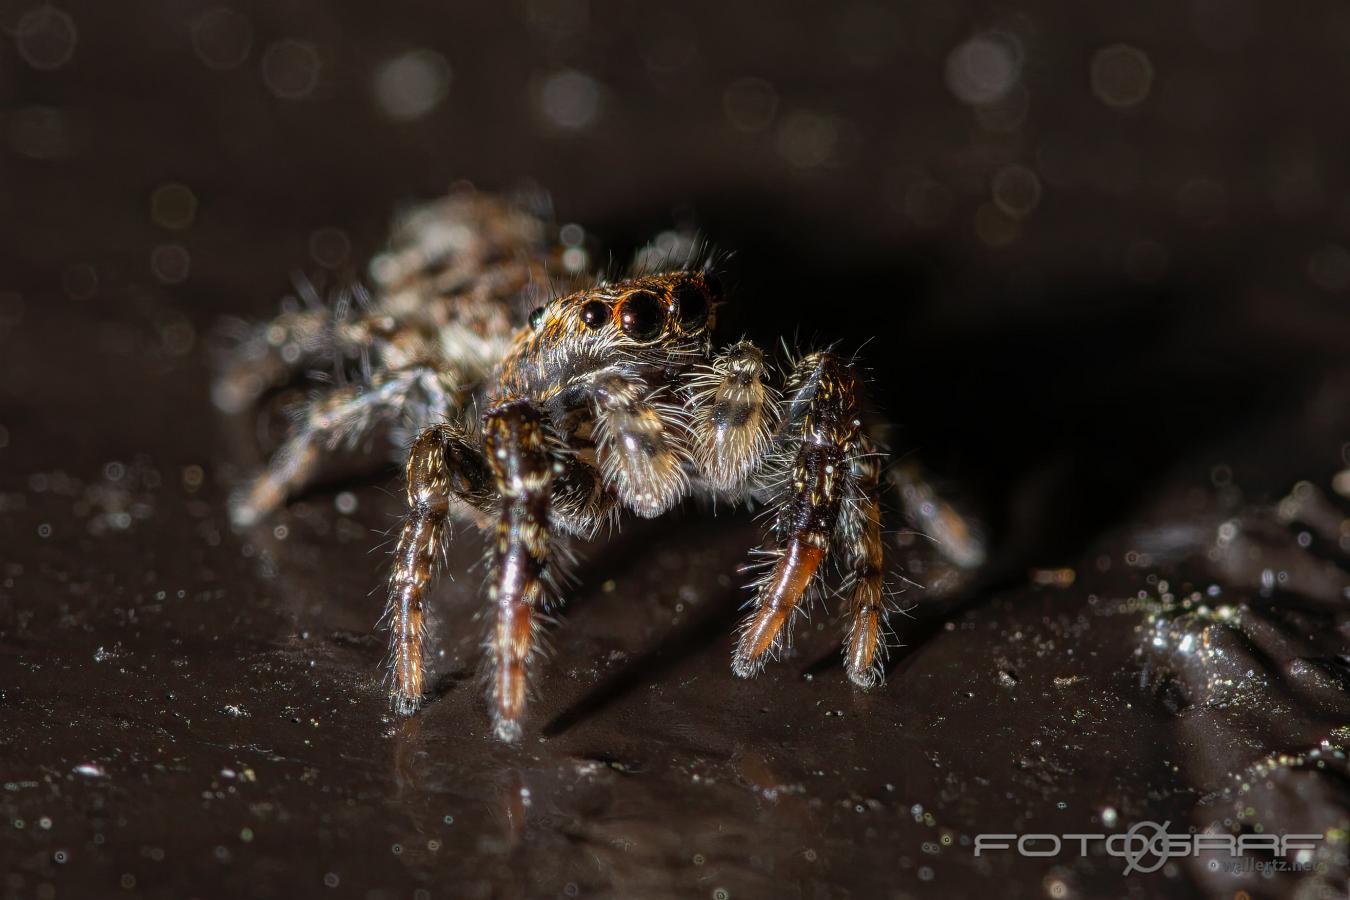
481 400 556 742
385 422 495 714
731 350 887 684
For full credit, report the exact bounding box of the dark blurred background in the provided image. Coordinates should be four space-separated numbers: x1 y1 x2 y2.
4 0 1349 553
2 2 1349 899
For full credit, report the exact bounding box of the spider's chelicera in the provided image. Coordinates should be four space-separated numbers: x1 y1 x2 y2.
217 189 893 742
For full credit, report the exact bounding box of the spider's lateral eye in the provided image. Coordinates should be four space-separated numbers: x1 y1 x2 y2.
672 282 709 332
528 306 546 330
617 290 665 341
579 300 609 330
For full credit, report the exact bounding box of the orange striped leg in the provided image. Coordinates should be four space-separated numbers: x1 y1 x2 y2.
732 351 863 676
840 440 887 687
482 401 554 742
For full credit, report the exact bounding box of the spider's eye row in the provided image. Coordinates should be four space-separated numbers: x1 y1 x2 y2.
672 283 709 332
618 291 665 341
579 300 609 330
528 306 546 330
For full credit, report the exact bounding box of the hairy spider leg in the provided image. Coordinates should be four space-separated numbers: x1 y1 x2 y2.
838 435 888 687
482 401 555 742
732 352 862 676
214 305 338 415
385 423 496 714
230 369 455 527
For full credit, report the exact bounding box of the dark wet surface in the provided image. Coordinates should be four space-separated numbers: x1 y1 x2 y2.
3 2 1350 898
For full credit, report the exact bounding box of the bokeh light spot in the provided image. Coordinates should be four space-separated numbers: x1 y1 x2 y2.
945 33 1021 106
776 110 843 169
150 183 198 231
1091 44 1154 109
151 244 191 285
992 165 1042 218
16 6 76 70
536 69 600 131
261 40 321 100
192 8 252 71
374 49 451 122
309 227 351 269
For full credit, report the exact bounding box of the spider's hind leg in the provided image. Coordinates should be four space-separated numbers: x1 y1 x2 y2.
732 350 870 677
230 370 434 527
213 281 382 415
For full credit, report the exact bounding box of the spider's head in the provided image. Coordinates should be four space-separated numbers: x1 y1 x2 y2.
498 269 723 400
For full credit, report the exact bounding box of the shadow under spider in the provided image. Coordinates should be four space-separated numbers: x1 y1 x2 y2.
541 581 744 738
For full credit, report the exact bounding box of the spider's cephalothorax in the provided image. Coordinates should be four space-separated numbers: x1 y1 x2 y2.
218 189 893 742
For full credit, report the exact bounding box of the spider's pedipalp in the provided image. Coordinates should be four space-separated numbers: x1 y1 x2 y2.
690 340 778 493
588 371 692 518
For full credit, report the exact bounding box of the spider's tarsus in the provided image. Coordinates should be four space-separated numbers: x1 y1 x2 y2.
730 654 763 679
228 490 263 529
494 718 523 743
847 667 883 690
391 694 421 717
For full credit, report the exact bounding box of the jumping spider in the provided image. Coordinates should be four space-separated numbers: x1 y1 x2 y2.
218 188 896 742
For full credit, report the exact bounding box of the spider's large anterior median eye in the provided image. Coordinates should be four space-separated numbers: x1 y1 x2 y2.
618 291 665 341
580 300 609 329
528 306 546 330
672 282 708 332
